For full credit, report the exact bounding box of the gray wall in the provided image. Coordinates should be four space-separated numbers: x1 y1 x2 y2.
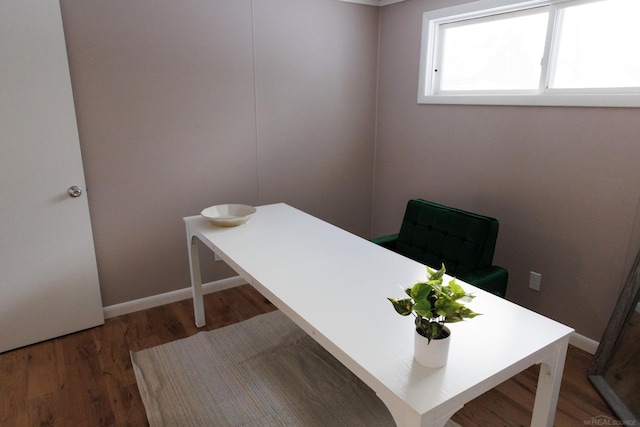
59 0 640 341
60 0 379 306
374 0 640 341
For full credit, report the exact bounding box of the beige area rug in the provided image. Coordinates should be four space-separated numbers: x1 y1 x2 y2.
131 311 461 427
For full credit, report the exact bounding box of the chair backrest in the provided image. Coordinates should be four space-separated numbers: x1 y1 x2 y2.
396 199 499 277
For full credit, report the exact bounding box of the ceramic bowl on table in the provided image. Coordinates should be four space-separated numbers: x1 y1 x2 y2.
200 204 256 227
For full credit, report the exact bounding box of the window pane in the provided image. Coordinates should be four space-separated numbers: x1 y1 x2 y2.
551 0 640 89
439 9 548 91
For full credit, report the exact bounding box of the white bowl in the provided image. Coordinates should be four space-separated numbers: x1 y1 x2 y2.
201 204 257 227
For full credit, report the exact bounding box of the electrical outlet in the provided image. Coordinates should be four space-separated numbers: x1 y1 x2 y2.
529 271 542 291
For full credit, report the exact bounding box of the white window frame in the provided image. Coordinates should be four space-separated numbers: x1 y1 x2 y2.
418 0 640 107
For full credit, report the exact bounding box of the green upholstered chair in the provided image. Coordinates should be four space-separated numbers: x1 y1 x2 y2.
372 198 508 297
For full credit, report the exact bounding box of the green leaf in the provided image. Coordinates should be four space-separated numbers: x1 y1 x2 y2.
410 281 431 301
416 317 442 342
388 297 413 316
417 321 444 343
426 263 446 281
433 293 449 308
447 279 466 300
457 306 480 319
457 294 476 304
444 304 481 323
413 299 433 318
415 316 429 333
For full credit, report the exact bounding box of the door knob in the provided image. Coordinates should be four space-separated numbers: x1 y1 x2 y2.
68 185 83 198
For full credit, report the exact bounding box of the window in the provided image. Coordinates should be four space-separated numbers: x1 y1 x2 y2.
418 0 640 107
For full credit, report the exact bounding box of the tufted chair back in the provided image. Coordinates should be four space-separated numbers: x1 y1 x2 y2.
396 199 498 277
373 198 508 297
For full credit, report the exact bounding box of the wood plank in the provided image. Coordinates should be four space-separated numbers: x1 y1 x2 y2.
0 347 28 426
26 339 64 399
56 329 115 426
92 315 146 426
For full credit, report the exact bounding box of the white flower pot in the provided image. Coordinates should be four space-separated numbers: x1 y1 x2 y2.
414 326 451 368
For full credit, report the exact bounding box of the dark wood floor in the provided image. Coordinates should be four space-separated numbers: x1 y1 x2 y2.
1 284 616 426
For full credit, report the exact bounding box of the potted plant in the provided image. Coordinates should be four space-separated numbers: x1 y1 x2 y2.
388 264 480 367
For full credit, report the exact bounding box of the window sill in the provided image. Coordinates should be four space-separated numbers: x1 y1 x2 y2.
418 93 640 108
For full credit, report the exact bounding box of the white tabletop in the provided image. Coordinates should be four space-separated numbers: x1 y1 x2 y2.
184 203 372 282
184 203 574 426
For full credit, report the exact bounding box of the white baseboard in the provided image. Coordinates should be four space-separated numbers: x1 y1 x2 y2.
102 276 247 319
570 332 599 355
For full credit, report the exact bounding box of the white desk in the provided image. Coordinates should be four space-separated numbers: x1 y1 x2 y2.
184 203 573 427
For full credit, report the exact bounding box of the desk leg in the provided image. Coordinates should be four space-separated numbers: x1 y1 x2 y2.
531 338 570 426
187 232 206 328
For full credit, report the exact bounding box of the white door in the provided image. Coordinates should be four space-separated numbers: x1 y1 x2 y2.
0 0 104 353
